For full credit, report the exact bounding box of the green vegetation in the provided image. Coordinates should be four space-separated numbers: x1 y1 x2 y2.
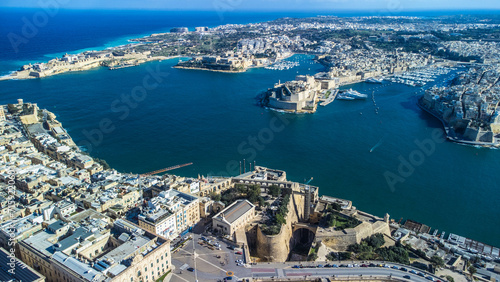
268 185 281 197
155 270 171 282
209 191 221 202
326 251 351 261
321 211 360 230
413 248 427 259
347 233 385 260
308 244 320 261
261 190 291 236
215 184 264 206
431 255 445 268
346 234 409 264
468 266 477 279
375 244 410 264
445 275 455 282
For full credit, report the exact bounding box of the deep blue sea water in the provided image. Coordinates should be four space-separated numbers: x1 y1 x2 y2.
0 8 499 247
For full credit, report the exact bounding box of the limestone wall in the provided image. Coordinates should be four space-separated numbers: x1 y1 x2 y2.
254 193 299 262
317 220 390 252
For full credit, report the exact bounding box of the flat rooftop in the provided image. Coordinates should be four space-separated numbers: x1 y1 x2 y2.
102 235 150 264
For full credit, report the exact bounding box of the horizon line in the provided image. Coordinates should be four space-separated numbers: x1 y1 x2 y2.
2 7 500 13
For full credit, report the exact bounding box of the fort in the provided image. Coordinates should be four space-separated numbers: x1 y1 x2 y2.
211 166 392 263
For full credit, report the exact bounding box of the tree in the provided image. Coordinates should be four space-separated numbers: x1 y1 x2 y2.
210 192 221 202
275 213 286 226
376 245 410 265
468 266 477 280
330 202 342 211
445 276 454 282
364 233 385 249
431 255 445 268
268 185 281 197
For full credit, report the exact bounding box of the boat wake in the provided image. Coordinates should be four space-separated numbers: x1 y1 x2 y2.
370 137 385 152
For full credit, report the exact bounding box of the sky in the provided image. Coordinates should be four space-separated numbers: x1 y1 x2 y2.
0 0 499 12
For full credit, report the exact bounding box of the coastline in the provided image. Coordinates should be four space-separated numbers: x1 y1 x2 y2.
417 97 500 148
172 65 246 73
0 55 176 81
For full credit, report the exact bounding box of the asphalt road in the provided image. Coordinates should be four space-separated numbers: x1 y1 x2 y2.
170 232 442 282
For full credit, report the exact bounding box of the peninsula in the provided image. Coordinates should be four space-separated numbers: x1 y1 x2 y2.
420 65 500 147
3 15 500 82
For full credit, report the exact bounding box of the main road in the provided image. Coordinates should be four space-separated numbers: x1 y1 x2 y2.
170 232 441 282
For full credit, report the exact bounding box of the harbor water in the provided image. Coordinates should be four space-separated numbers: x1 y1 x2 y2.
0 9 499 247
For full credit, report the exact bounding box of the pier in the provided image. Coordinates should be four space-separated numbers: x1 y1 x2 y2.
320 89 338 106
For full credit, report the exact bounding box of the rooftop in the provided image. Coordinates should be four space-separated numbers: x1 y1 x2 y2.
0 247 44 282
215 199 255 224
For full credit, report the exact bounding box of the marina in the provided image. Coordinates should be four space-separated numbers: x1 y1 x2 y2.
264 59 300 70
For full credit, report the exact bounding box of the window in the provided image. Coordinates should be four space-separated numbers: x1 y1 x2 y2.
137 270 141 277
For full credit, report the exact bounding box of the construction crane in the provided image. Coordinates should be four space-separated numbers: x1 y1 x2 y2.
140 162 193 177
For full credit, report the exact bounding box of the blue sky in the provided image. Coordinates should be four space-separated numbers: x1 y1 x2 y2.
0 0 499 11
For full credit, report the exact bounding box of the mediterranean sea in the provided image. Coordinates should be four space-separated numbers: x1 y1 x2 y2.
0 8 499 247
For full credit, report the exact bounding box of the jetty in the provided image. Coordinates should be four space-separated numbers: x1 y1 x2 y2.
320 89 338 106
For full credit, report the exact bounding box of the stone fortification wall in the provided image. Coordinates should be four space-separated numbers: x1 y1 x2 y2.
317 219 390 251
254 193 300 262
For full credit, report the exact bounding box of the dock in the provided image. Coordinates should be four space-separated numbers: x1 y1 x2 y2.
320 89 338 106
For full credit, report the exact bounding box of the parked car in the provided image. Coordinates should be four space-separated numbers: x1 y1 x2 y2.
235 251 242 255
292 265 300 268
409 270 418 274
187 267 194 272
426 276 435 281
418 272 425 277
403 275 411 280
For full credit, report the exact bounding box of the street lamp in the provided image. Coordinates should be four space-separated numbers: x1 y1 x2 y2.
192 234 198 282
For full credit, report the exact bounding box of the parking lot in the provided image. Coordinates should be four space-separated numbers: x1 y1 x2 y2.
170 232 252 282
